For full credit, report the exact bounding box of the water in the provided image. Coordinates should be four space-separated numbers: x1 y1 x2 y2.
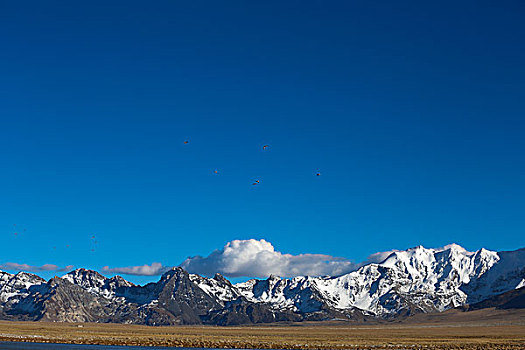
0 342 215 350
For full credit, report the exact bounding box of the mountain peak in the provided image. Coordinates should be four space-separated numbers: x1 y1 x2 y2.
436 243 470 254
160 266 187 280
213 273 229 284
14 271 43 279
68 268 104 276
64 268 106 281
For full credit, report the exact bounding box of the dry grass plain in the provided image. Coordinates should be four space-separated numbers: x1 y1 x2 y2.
0 308 524 349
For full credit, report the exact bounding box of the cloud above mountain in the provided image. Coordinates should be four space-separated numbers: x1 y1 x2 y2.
0 262 74 273
101 262 170 276
180 239 357 278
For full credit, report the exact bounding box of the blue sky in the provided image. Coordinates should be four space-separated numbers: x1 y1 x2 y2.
1 1 524 284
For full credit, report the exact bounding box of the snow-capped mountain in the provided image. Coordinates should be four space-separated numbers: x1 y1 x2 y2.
0 244 523 325
236 244 514 317
0 271 45 303
62 268 134 300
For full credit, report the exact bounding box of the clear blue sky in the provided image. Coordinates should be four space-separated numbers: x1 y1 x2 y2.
1 1 524 283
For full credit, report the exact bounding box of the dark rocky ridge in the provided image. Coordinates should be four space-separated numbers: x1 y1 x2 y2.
461 286 525 311
0 267 363 325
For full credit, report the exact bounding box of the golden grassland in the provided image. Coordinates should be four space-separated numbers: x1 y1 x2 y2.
0 309 524 349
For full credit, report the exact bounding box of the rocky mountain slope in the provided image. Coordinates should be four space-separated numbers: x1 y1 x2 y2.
461 286 525 311
0 244 523 325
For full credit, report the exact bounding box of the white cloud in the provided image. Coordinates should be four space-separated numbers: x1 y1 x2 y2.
101 262 170 276
0 262 74 273
180 239 357 278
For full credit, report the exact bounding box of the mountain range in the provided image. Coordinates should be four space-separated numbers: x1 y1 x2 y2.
0 244 523 325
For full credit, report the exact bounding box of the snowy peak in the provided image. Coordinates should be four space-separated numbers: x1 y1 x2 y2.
435 243 473 254
62 268 107 289
376 244 499 285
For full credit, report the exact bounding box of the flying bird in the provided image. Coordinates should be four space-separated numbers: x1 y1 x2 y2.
252 180 260 185
184 140 189 144
214 170 219 174
316 172 321 176
262 145 269 150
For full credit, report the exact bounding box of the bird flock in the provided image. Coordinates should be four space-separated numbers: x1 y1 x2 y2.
10 140 321 254
183 140 321 186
